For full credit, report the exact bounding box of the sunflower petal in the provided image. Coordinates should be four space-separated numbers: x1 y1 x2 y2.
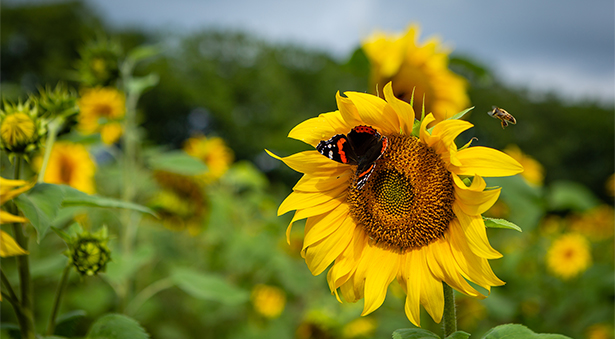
454 147 524 177
0 210 28 225
288 111 352 147
453 204 502 259
336 92 363 127
266 150 348 175
361 245 400 315
453 174 501 216
419 114 436 144
429 119 473 150
403 250 423 327
327 226 367 299
0 230 28 257
286 196 346 244
302 214 355 275
293 171 352 193
278 184 348 216
420 268 444 323
383 82 415 134
343 92 393 133
303 204 351 249
425 239 483 298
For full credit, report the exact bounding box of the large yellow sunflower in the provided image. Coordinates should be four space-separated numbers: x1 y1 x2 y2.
362 25 469 122
38 141 97 194
269 83 523 326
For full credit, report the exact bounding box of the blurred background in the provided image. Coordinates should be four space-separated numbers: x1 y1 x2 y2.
1 1 613 338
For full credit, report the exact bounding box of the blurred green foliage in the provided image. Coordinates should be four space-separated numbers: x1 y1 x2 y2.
1 2 613 339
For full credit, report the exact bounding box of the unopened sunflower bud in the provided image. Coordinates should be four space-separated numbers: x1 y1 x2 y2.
77 37 122 87
0 99 45 157
69 228 111 277
37 83 78 120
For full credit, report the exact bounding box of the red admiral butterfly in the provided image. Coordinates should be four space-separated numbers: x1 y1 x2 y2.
316 125 388 189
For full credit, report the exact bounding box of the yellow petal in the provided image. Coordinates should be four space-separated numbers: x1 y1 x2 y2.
0 210 28 225
448 219 504 290
343 92 394 133
453 204 502 259
428 119 473 151
0 177 28 190
327 226 368 299
425 239 483 298
302 214 355 275
419 113 436 144
419 267 444 323
303 204 351 249
266 150 348 175
288 111 352 147
403 250 423 327
0 230 28 257
293 171 352 192
360 245 400 315
454 147 524 177
278 184 348 216
336 92 363 127
453 174 501 216
383 82 414 134
286 196 345 244
0 179 35 205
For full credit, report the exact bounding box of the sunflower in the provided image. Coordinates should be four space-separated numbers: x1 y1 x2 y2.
183 135 234 183
38 141 97 194
546 233 591 280
269 82 523 326
0 177 35 257
77 87 126 144
251 284 286 319
362 25 469 122
503 145 544 186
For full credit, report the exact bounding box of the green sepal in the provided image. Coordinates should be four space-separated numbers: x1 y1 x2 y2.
483 217 522 232
446 106 474 121
482 324 572 339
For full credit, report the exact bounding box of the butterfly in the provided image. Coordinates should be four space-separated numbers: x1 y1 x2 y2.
316 125 388 189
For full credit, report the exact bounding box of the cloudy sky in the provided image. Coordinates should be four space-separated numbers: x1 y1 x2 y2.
81 0 614 103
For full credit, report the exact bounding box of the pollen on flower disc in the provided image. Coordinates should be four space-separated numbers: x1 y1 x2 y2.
348 134 455 252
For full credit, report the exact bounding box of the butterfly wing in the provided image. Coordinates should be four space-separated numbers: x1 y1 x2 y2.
316 134 358 165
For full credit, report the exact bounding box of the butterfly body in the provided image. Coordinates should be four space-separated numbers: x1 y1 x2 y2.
316 125 388 189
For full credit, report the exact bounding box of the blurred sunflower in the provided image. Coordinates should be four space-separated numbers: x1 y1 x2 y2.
362 24 469 122
183 135 234 183
37 141 96 194
251 284 286 319
342 317 377 339
586 323 614 339
569 205 614 241
0 99 45 159
546 233 591 280
503 145 544 186
149 170 209 235
269 82 522 326
0 177 35 257
77 87 125 144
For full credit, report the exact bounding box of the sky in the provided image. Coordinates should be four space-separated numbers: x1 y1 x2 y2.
24 0 615 103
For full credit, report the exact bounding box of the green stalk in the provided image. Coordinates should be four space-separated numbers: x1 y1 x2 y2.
124 277 174 316
12 157 36 339
37 118 62 183
442 283 457 337
46 262 71 335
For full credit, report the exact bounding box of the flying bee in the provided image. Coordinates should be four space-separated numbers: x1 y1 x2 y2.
488 106 516 128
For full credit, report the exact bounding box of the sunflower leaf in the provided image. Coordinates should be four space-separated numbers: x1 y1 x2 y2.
171 267 249 305
14 183 65 243
447 106 474 121
392 328 441 339
483 217 522 232
86 314 149 339
482 324 572 339
60 185 156 217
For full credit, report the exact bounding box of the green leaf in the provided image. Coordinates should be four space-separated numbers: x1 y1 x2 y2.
61 185 156 217
447 106 474 121
482 324 572 339
54 310 87 338
392 328 441 339
547 180 601 212
447 332 471 339
86 314 149 339
126 44 162 64
126 73 159 97
147 151 208 176
14 183 65 242
483 217 522 232
171 267 249 305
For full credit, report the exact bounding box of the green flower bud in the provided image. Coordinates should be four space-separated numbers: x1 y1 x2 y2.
36 83 78 120
0 99 46 158
69 228 111 277
77 36 122 87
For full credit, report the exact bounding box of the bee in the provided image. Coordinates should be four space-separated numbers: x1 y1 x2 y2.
488 106 516 128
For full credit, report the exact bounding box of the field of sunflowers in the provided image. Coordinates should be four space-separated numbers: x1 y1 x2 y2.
0 2 613 339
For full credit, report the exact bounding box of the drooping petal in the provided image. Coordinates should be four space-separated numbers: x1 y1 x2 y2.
419 266 444 323
453 147 524 177
327 226 368 301
0 210 28 225
402 250 424 327
453 174 501 216
360 245 401 315
336 91 363 127
453 204 502 259
428 119 473 152
0 230 28 257
302 213 356 276
418 113 436 144
425 239 483 298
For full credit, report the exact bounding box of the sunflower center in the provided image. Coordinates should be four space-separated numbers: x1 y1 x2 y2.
348 134 455 252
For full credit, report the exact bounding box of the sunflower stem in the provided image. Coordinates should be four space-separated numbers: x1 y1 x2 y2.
11 156 36 339
442 283 457 337
38 118 62 183
1 268 20 308
46 262 71 335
